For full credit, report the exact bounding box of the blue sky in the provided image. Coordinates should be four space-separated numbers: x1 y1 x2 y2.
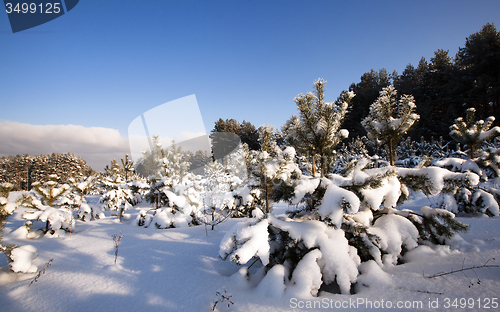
1 0 500 170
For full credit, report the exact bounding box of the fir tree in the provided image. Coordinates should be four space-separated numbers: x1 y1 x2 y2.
211 118 260 151
254 125 279 214
134 135 164 178
456 23 500 117
60 176 94 209
449 107 500 159
99 163 139 218
199 160 236 230
31 174 70 207
105 159 123 179
362 85 420 165
139 141 201 228
345 68 393 139
284 78 353 177
121 154 134 180
476 137 500 178
161 141 191 179
245 126 301 214
67 176 94 203
0 183 16 229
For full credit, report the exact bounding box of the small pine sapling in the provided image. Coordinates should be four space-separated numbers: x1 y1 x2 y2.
144 176 171 210
244 127 301 214
362 85 419 165
199 161 235 231
476 144 500 178
22 176 76 234
121 154 135 180
284 79 353 177
104 159 124 179
99 173 138 215
0 182 16 228
67 176 94 204
31 174 70 207
449 108 500 159
0 184 19 266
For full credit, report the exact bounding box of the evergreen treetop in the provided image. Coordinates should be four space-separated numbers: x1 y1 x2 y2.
362 85 419 165
449 107 500 159
284 78 354 177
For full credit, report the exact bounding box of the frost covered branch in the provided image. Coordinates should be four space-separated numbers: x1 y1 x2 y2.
29 259 53 286
425 258 499 279
211 289 234 311
112 232 123 264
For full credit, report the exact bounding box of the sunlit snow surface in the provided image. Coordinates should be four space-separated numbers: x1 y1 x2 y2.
1 192 499 312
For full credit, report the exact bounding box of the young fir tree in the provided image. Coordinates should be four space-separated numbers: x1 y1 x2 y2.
68 176 94 203
131 135 165 178
31 174 70 207
161 141 191 179
362 85 420 165
104 159 123 179
60 176 94 209
99 159 139 220
199 160 239 230
476 137 500 178
254 125 280 214
121 154 134 180
0 182 21 270
24 175 77 233
449 107 500 159
284 78 354 177
0 183 16 228
139 140 201 228
99 178 136 218
140 136 185 209
245 126 301 214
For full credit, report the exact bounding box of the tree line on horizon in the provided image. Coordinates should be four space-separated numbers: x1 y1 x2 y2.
213 23 499 152
0 153 94 191
344 23 500 142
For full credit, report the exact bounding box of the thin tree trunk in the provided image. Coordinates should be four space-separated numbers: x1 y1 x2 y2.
211 208 215 230
320 148 325 177
469 144 475 159
311 154 316 177
389 138 395 166
265 177 269 214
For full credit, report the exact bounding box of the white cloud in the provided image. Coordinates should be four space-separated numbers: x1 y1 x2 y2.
178 131 207 142
127 132 211 163
0 121 130 171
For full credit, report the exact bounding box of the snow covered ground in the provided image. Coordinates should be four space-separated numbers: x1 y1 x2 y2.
0 193 499 312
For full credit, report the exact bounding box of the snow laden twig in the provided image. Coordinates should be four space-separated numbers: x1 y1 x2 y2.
398 287 444 295
112 232 123 264
211 288 234 311
425 258 499 285
29 259 53 286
